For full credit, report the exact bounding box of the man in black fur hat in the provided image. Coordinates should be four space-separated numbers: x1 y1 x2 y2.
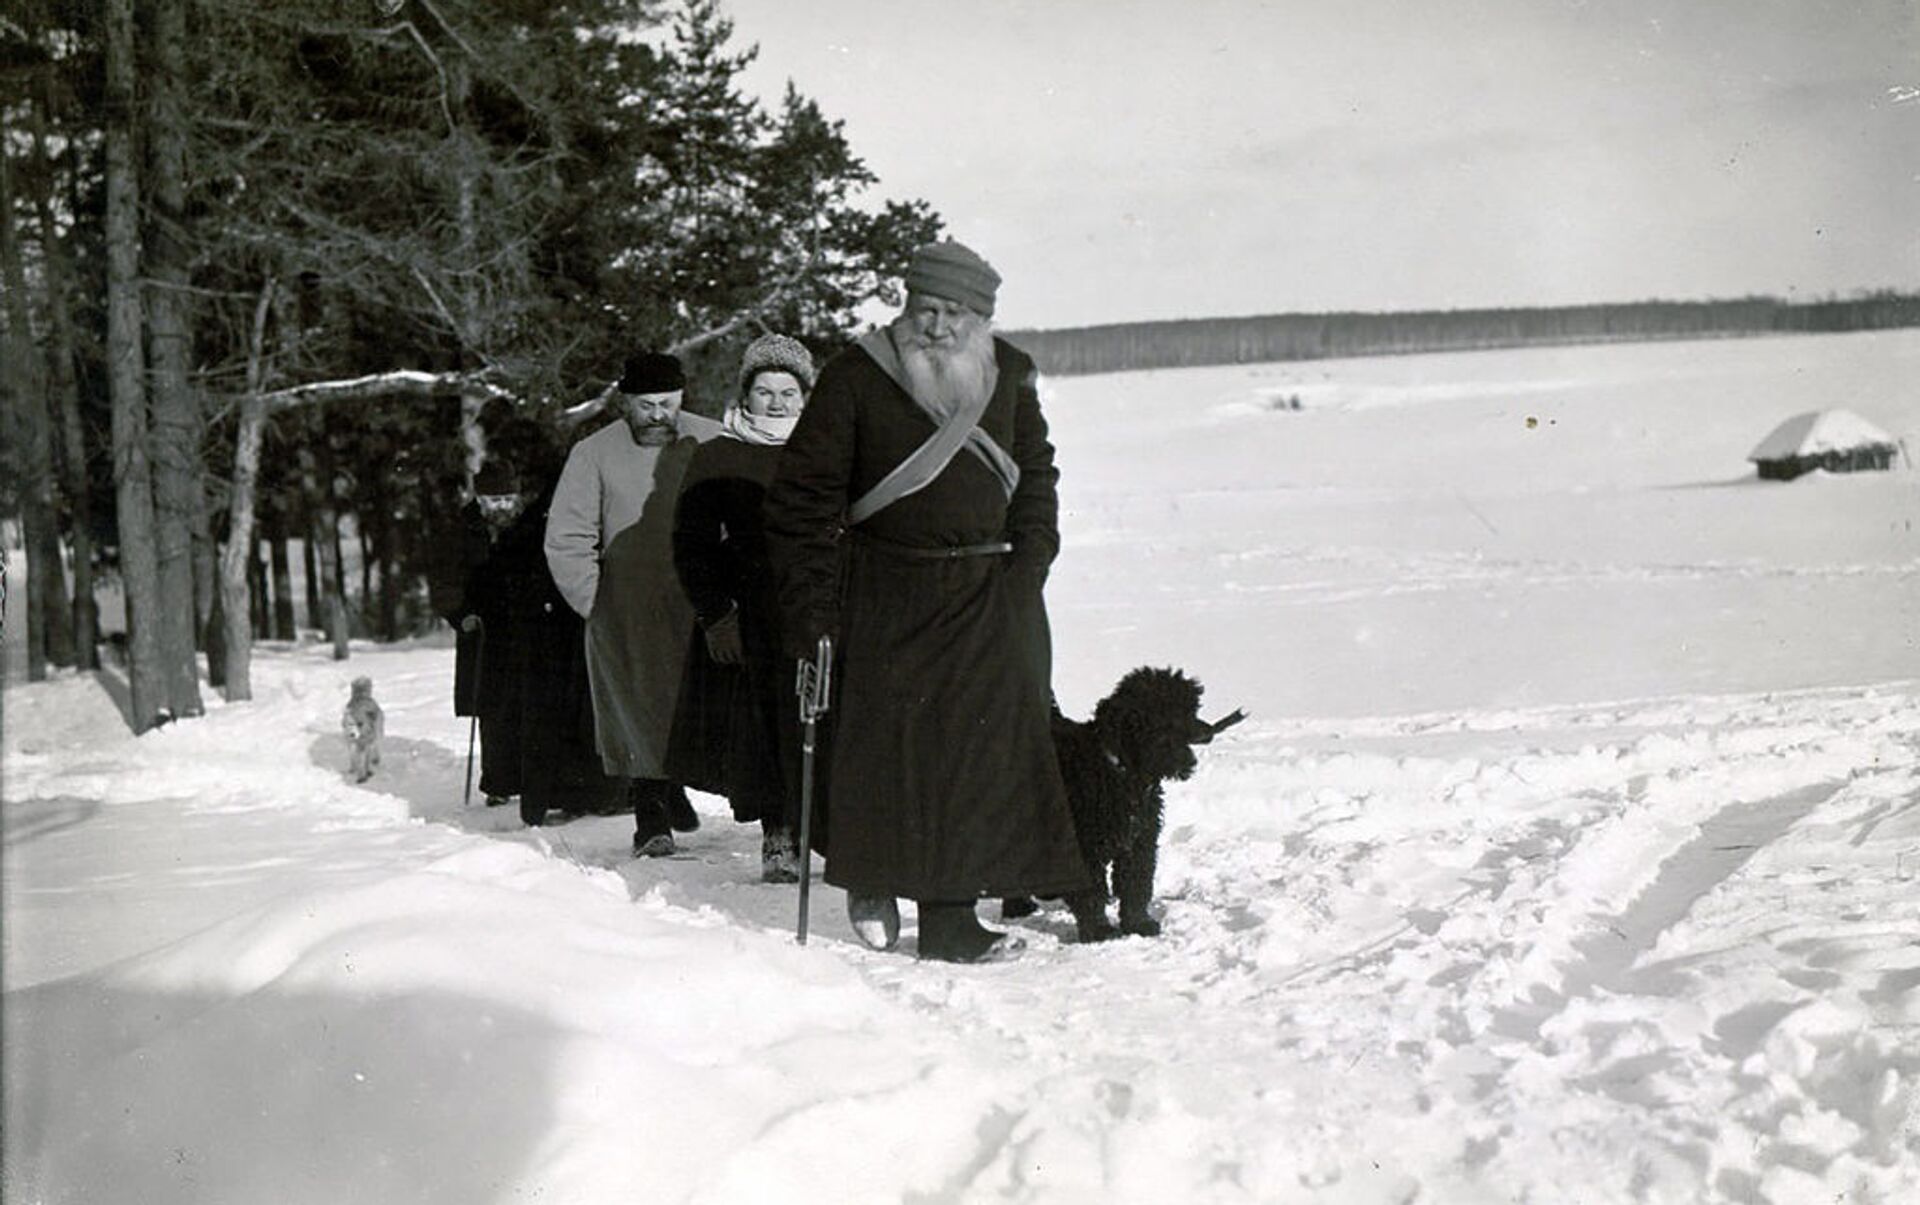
546 352 711 855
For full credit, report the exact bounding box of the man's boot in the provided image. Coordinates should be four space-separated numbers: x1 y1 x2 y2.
916 901 1023 964
665 783 701 833
761 827 801 884
630 779 675 858
846 893 901 950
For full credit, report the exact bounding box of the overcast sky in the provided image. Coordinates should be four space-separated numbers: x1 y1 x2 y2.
719 0 1918 330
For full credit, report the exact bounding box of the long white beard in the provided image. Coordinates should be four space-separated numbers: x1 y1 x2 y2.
894 318 998 419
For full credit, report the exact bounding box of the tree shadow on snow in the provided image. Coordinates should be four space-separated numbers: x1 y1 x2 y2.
1657 474 1767 491
89 665 136 732
1 795 102 848
4 977 565 1205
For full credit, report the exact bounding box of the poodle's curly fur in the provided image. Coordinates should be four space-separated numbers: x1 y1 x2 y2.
1005 667 1238 942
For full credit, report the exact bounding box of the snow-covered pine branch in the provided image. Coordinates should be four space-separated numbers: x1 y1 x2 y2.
562 380 620 423
258 370 514 414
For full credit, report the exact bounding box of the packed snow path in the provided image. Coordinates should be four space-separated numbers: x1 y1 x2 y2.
6 647 1917 1204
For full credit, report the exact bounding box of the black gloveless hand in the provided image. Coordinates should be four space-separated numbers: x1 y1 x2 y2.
704 608 745 665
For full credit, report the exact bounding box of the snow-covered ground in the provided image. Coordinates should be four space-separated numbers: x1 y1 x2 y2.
5 330 1918 1204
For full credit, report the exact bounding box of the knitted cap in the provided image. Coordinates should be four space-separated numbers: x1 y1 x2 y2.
618 351 684 394
904 240 1001 317
473 460 520 495
738 333 815 395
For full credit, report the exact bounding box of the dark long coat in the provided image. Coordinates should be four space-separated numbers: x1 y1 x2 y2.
426 504 492 720
448 489 620 813
664 437 804 833
762 335 1089 901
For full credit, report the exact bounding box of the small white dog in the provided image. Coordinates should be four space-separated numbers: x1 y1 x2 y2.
341 677 385 783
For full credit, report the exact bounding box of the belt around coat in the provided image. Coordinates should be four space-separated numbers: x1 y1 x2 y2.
851 531 1014 561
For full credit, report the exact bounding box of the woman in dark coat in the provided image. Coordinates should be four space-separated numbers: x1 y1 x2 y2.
666 335 817 881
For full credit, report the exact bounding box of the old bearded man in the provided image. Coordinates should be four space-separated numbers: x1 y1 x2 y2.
764 240 1089 962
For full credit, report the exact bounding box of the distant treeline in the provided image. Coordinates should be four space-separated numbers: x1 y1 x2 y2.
1003 292 1920 376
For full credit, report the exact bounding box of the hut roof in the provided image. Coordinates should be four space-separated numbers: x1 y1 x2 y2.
1748 409 1896 462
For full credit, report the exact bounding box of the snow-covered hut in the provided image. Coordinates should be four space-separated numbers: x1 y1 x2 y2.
1748 409 1901 481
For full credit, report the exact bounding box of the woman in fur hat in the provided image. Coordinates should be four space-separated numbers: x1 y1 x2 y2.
665 334 818 882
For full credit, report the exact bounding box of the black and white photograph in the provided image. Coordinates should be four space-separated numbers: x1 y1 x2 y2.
3 1 1917 1201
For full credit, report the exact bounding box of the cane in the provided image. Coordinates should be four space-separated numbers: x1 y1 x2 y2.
461 716 478 806
461 620 484 806
794 634 833 945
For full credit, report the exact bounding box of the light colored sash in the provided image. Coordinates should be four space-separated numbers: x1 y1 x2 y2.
846 330 1020 524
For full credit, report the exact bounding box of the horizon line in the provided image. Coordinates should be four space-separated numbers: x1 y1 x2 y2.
1000 287 1920 337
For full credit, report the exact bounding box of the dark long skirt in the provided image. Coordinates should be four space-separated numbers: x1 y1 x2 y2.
821 544 1088 901
518 640 624 816
453 627 483 717
666 630 803 834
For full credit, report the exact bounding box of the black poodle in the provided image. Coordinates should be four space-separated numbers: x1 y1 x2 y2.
1004 667 1245 942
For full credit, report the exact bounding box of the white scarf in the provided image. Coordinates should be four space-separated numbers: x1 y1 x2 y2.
721 405 799 446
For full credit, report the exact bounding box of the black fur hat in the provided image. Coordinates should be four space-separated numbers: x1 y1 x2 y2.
473 460 520 496
618 351 684 394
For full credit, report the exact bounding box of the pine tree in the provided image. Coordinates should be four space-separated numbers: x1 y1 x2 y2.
104 0 170 729
5 0 942 712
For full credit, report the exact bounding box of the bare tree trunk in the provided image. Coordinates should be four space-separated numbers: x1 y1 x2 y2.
39 544 74 670
248 534 268 635
105 0 167 730
18 538 48 683
1 139 64 680
192 505 217 650
460 391 488 482
373 491 400 641
327 468 350 655
441 58 494 484
0 379 49 684
358 522 373 617
146 0 204 718
31 88 99 670
204 574 226 688
219 280 275 701
269 519 295 640
309 513 340 648
322 523 349 660
302 527 320 632
298 437 349 661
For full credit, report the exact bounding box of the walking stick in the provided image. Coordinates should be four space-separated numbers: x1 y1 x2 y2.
794 634 833 945
462 715 478 806
461 621 484 807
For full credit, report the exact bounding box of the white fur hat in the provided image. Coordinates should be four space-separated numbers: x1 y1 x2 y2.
738 334 815 394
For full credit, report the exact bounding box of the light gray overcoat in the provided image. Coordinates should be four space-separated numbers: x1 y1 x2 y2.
546 414 718 777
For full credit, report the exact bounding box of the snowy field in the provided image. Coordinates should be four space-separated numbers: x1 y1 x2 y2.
5 329 1919 1204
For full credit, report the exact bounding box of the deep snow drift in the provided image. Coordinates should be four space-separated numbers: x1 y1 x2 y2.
5 330 1919 1204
